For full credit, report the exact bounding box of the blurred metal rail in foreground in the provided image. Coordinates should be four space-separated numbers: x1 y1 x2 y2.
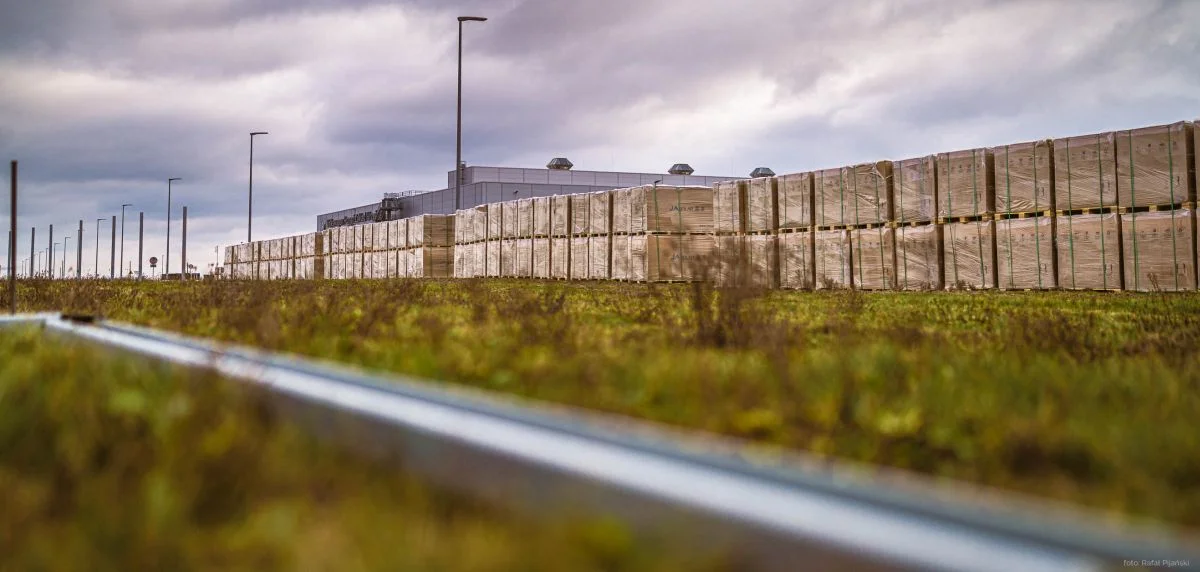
2 313 1196 572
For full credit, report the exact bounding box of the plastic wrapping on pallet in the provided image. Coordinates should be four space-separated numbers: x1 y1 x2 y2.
994 140 1053 214
487 202 504 240
611 234 630 280
500 239 516 277
713 180 746 234
299 233 314 258
473 205 488 243
943 220 996 289
851 227 895 290
629 185 715 234
455 209 471 245
937 148 994 218
374 251 390 279
551 237 570 279
778 172 813 230
517 199 534 238
1121 208 1196 292
570 194 591 236
746 233 778 288
779 232 813 290
1058 214 1123 290
747 178 778 232
712 234 743 287
410 247 453 278
387 248 400 279
408 215 455 247
814 230 851 289
269 239 280 260
570 237 590 279
814 168 845 227
533 197 551 237
1054 132 1118 211
551 195 572 236
629 235 714 282
486 240 501 277
516 238 533 278
589 191 612 235
612 188 631 234
358 225 372 253
533 238 551 278
893 156 937 223
502 201 518 239
893 224 942 291
1117 122 1194 208
815 163 893 227
376 222 390 251
996 216 1056 289
589 235 610 279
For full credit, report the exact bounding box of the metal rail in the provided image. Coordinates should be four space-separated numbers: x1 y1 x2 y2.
2 313 1197 571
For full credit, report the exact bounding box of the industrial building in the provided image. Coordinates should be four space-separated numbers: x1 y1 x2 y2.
316 160 744 230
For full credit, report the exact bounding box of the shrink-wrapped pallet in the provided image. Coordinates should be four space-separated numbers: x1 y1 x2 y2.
375 222 389 251
778 172 813 230
485 240 501 277
629 185 715 234
713 180 746 234
1117 122 1195 208
515 238 533 277
996 216 1056 289
780 232 813 290
500 239 516 277
1057 213 1120 290
712 234 743 287
612 188 631 234
1054 132 1118 211
1121 208 1196 291
570 194 591 236
533 238 551 278
487 202 504 240
455 209 472 245
589 191 612 235
332 227 345 254
943 220 996 289
994 140 1053 215
629 235 714 282
746 233 778 288
533 197 551 237
299 233 314 257
409 215 455 247
814 229 851 289
570 237 590 279
472 205 488 243
502 201 518 239
410 247 453 278
517 199 534 238
851 227 895 290
268 239 279 261
551 195 571 236
589 235 610 280
374 251 390 279
551 237 570 279
350 252 364 279
611 234 630 280
329 254 342 280
386 220 404 250
814 168 846 228
474 243 487 278
353 225 365 253
747 178 778 232
815 163 893 227
937 148 994 219
893 156 937 223
285 237 296 261
387 248 400 279
894 224 942 291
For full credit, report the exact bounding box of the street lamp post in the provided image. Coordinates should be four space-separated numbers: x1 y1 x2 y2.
120 203 132 278
166 177 180 276
249 132 268 243
455 15 487 211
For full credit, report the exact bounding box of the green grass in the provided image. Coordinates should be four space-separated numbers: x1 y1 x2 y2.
0 327 725 571
11 278 1200 528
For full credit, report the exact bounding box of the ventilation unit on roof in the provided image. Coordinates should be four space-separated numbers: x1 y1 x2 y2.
668 163 694 175
749 167 775 178
547 157 574 170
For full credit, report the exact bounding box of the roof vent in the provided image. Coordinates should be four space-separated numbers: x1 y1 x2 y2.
749 167 775 178
547 157 574 170
668 163 694 175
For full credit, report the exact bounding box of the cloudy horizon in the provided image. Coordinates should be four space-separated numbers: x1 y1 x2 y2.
1 0 1198 276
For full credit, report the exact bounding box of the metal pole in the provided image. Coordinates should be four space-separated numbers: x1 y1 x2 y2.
61 239 66 277
76 221 83 279
29 227 34 278
138 212 144 279
48 224 53 280
95 219 102 277
181 206 188 281
120 203 131 278
110 215 116 279
455 19 463 211
8 161 15 313
166 178 180 276
249 136 253 242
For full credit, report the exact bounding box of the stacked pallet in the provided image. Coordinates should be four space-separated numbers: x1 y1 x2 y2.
486 202 503 277
615 185 715 282
939 148 996 289
569 193 590 279
454 205 487 278
993 140 1055 289
777 172 815 290
532 197 552 279
550 195 571 279
588 191 612 279
892 155 941 290
712 180 747 285
407 215 455 278
1054 131 1120 290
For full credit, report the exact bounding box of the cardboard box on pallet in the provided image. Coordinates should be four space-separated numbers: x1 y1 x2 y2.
713 180 746 234
533 238 551 278
589 235 611 279
516 238 533 277
778 172 814 230
502 201 518 239
1121 208 1196 292
551 237 570 279
779 231 813 290
747 178 778 233
570 236 590 279
612 188 631 234
994 140 1053 215
943 220 996 289
629 185 715 234
814 229 851 289
746 233 779 288
486 240 501 277
372 251 388 279
815 162 893 227
375 222 390 251
410 247 453 278
893 156 937 223
473 205 488 243
851 226 895 290
517 199 534 238
937 148 995 219
409 215 455 247
551 195 572 237
1117 121 1195 208
589 191 613 235
712 234 743 286
611 234 630 280
387 248 400 279
893 224 942 291
487 202 504 241
996 216 1055 289
570 194 591 237
1054 132 1118 211
533 197 551 237
501 239 516 277
628 235 714 282
814 168 845 227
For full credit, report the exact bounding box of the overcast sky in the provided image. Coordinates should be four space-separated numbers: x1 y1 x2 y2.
1 0 1197 276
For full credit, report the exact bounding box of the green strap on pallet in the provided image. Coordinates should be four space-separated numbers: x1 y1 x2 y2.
897 160 906 224
1096 136 1109 289
1168 131 1179 291
1033 144 1043 289
1127 130 1139 290
972 149 979 217
1065 138 1077 288
1003 147 1015 287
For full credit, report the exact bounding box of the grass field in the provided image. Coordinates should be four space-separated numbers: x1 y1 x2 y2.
10 278 1200 528
0 327 724 571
